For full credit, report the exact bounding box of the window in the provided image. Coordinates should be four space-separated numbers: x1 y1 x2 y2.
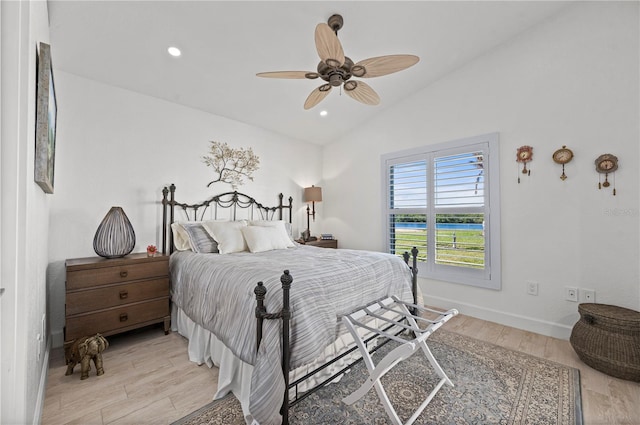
382 133 501 289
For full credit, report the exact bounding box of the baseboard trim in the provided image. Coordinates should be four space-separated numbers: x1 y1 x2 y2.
34 339 51 425
423 294 573 340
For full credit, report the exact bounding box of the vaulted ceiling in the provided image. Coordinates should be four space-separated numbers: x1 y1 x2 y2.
48 1 571 145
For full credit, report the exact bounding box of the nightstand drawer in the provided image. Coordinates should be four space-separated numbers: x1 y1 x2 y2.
66 278 169 316
67 261 169 290
65 298 169 341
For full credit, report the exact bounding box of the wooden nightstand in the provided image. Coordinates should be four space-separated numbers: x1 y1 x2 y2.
300 239 338 249
64 253 170 346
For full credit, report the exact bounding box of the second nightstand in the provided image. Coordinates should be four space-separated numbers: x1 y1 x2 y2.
300 239 338 249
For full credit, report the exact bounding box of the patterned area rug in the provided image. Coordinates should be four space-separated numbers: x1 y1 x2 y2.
173 330 583 425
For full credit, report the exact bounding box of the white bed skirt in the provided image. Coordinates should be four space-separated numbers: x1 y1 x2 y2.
172 303 372 424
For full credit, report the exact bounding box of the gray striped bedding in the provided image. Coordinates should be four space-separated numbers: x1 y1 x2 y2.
170 244 414 425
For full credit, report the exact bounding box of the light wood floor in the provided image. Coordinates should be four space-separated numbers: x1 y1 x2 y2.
42 314 640 425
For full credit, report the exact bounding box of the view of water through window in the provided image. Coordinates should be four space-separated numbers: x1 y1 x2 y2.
388 152 485 269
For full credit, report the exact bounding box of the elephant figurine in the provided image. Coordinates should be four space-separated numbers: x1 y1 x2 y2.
65 334 109 380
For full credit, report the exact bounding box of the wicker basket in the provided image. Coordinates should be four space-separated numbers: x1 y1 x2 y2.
570 303 640 382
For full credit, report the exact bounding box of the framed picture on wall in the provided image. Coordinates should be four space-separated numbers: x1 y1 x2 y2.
34 42 57 194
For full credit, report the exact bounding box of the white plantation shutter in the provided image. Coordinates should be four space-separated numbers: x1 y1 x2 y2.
434 151 484 209
387 159 428 262
433 149 486 271
382 133 501 290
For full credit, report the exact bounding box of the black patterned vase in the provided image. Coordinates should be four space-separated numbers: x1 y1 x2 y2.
93 206 136 258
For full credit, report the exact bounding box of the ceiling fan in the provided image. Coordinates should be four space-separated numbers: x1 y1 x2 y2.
256 14 420 110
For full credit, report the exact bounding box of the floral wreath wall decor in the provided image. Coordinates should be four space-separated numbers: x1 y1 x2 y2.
203 141 260 189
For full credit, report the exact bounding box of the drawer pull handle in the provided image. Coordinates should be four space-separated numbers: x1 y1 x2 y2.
120 313 128 322
119 290 128 299
120 271 128 278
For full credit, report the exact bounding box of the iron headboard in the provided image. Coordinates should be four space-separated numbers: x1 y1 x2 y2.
161 184 293 254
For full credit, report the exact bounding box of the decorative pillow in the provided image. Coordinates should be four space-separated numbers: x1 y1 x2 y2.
202 220 248 254
248 220 295 248
171 222 193 251
181 223 219 253
241 226 292 253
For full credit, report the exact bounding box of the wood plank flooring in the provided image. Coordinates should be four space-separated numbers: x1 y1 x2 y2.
42 314 640 425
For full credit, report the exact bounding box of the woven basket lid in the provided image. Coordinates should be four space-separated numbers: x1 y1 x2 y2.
578 303 640 330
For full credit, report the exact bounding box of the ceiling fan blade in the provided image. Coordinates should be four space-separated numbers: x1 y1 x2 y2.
344 80 380 106
256 71 319 79
352 55 420 78
304 84 332 110
315 23 345 68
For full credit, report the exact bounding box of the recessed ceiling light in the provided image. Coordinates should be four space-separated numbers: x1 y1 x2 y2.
320 110 328 117
167 46 181 57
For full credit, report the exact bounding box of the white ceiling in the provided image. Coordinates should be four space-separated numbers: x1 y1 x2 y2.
48 1 572 145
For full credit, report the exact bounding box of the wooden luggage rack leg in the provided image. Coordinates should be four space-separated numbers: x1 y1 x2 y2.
342 296 458 425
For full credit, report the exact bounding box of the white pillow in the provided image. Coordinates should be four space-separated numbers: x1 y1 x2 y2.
249 220 295 248
202 220 248 254
241 226 291 253
171 222 193 251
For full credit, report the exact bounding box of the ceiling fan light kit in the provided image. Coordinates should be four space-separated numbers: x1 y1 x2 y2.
257 14 420 109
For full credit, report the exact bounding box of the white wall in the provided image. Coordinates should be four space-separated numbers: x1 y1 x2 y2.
1 1 52 423
322 2 639 338
47 72 323 347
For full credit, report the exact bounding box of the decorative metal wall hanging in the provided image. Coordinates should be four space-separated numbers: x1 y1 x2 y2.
516 145 533 183
595 154 618 195
203 141 260 189
93 207 136 258
552 145 574 181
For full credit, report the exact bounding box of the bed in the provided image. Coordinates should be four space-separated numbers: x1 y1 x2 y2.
161 185 419 425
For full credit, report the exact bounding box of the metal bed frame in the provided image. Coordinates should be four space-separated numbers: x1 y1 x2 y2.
161 184 420 425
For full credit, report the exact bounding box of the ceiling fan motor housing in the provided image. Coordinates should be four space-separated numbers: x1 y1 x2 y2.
317 57 355 86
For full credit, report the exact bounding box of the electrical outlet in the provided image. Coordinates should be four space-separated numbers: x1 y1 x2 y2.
565 286 578 302
526 280 538 296
580 289 596 303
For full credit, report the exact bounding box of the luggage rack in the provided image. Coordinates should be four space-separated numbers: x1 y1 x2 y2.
342 296 458 425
